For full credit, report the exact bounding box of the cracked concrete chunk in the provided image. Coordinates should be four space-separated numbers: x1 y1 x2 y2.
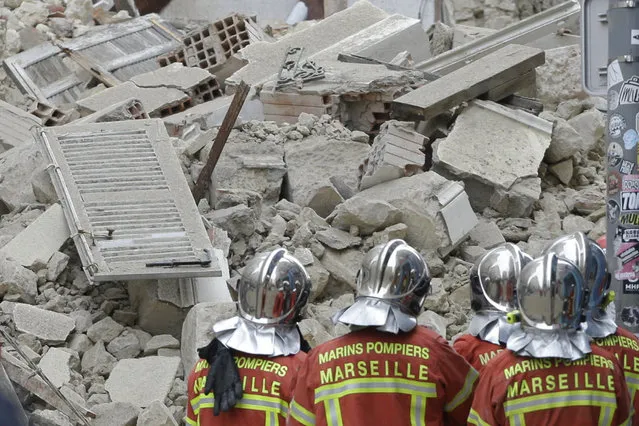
130 63 213 92
107 331 142 360
143 334 180 356
92 402 141 426
87 317 124 344
14 304 75 344
285 137 370 218
434 100 551 216
0 256 38 303
137 400 178 426
46 251 69 282
417 310 451 338
330 198 402 236
106 356 181 408
77 82 189 117
342 172 474 254
468 221 505 249
81 341 117 375
180 302 236 376
38 348 78 388
31 410 73 426
315 228 361 250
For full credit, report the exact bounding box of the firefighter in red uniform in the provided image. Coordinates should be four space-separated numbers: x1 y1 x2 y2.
186 248 312 426
469 252 632 426
544 232 639 424
287 239 478 426
453 243 532 371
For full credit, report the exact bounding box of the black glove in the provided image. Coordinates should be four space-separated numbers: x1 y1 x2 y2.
197 339 243 416
297 325 312 353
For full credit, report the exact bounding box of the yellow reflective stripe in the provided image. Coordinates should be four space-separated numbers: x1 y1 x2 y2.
445 368 479 412
235 393 289 415
289 399 316 426
510 413 526 426
467 408 491 426
265 411 278 426
324 398 344 426
410 395 427 426
185 416 197 426
190 393 213 416
314 378 437 402
599 405 614 426
504 390 617 416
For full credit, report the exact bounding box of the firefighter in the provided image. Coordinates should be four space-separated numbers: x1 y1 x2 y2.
186 248 312 426
453 243 532 371
287 239 479 426
544 231 639 423
469 253 632 426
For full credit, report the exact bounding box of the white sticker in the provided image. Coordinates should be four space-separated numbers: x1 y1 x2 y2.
633 29 639 45
609 60 625 87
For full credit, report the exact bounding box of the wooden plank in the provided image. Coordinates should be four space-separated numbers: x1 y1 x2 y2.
391 44 544 121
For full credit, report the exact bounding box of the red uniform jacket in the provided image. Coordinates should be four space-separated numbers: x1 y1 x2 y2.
186 350 306 426
287 326 478 426
453 334 506 372
468 345 632 426
593 326 639 425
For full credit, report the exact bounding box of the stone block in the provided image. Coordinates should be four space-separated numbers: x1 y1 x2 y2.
284 136 370 218
434 100 551 217
91 402 141 426
468 221 505 249
87 317 124 344
180 302 237 376
0 204 70 268
106 356 181 408
13 304 75 344
137 400 178 426
143 335 180 356
0 255 38 304
535 45 584 109
81 341 117 376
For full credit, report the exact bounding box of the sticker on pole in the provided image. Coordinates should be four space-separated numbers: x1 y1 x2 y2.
621 306 639 327
609 142 624 168
609 61 625 88
610 114 627 138
620 76 639 104
621 175 639 211
632 29 639 45
615 243 639 280
625 129 639 150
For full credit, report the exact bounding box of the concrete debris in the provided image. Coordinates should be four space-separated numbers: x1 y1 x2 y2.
14 304 75 344
434 100 552 217
137 400 179 426
105 356 181 408
0 204 70 268
360 120 426 190
91 402 141 426
0 0 615 421
284 136 370 217
38 348 77 389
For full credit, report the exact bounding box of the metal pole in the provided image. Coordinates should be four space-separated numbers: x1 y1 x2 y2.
606 0 639 332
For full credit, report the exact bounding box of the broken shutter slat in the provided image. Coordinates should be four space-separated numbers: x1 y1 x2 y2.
4 15 182 106
36 119 221 283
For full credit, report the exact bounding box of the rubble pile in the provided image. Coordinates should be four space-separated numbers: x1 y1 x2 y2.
0 0 606 425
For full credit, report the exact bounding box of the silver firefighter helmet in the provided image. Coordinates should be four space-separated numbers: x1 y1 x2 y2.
356 239 431 316
470 243 533 313
517 253 587 331
237 248 311 325
543 232 610 311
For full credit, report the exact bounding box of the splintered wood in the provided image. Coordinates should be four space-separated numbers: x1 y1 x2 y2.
391 44 545 121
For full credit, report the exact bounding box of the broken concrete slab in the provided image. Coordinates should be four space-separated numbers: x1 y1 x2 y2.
433 100 552 216
0 204 70 268
212 133 286 206
180 302 236 376
342 172 477 255
106 356 180 408
0 99 41 153
91 402 141 426
468 221 505 249
0 142 47 213
75 98 148 124
360 120 426 190
76 82 190 118
315 227 362 250
46 251 69 282
137 400 178 426
130 63 214 93
13 304 75 344
329 198 402 236
227 1 389 87
320 248 365 290
284 136 370 218
143 335 180 356
38 348 77 388
81 341 117 376
392 44 545 120
30 410 73 426
535 45 584 109
0 255 38 303
128 280 188 339
549 158 573 185
87 317 124 344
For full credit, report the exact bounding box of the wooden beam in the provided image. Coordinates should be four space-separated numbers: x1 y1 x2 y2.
192 81 251 203
391 44 545 121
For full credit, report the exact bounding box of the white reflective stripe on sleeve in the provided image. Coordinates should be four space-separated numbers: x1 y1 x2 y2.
444 368 479 412
289 399 316 426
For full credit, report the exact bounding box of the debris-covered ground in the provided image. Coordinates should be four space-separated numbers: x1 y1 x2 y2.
0 0 600 424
